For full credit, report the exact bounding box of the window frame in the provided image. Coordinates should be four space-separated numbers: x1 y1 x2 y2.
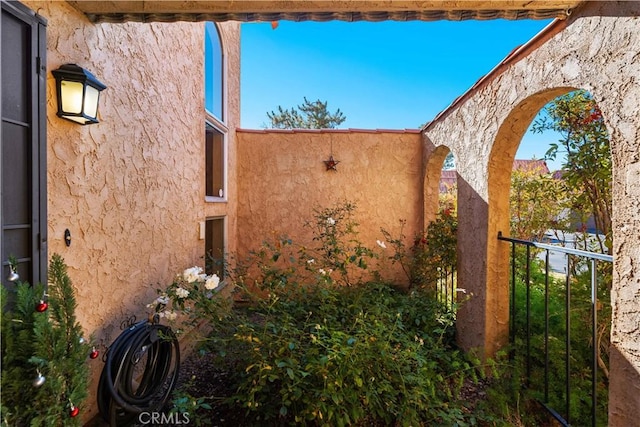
204 21 226 123
205 120 227 202
204 21 228 204
204 216 226 280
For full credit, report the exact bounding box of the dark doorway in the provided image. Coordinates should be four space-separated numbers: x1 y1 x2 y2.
1 1 47 288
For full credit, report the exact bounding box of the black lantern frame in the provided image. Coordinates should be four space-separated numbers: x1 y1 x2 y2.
52 64 107 125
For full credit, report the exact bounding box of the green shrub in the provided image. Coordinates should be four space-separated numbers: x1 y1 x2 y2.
381 212 457 293
1 254 91 426
206 282 483 426
159 201 490 425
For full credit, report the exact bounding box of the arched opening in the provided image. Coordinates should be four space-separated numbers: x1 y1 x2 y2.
423 140 455 224
486 87 572 357
491 88 613 426
519 90 612 254
423 139 458 309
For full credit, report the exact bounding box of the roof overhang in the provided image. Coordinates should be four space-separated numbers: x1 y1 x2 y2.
67 1 584 24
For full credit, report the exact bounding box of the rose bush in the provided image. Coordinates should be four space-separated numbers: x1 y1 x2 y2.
148 266 227 329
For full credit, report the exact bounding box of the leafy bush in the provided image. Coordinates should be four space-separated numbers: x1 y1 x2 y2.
169 381 213 427
304 202 376 286
381 211 457 293
204 282 484 426
159 201 491 425
148 266 229 331
410 211 458 292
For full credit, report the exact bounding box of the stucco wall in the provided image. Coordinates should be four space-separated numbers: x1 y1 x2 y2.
12 0 639 424
21 1 240 422
423 1 640 424
236 129 423 285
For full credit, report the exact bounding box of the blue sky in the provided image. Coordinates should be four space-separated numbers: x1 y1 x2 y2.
240 18 563 170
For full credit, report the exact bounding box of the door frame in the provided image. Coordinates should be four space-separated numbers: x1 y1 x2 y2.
1 0 48 286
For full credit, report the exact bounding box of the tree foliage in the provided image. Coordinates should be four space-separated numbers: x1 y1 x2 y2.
531 89 612 253
509 166 571 241
266 97 346 129
442 152 455 170
1 254 91 426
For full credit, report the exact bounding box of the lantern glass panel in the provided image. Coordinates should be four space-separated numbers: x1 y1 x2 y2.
61 81 84 114
84 86 100 118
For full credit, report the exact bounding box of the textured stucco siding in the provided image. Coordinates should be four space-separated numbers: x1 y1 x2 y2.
236 130 423 285
21 1 240 421
11 0 639 424
423 2 640 423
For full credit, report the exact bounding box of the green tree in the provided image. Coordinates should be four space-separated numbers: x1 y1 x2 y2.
531 89 612 254
266 97 346 129
1 254 91 426
509 166 571 241
442 152 455 170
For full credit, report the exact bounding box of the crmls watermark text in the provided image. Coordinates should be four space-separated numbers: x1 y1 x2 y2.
137 412 190 425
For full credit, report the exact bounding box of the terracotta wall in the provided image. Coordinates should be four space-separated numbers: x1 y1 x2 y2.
236 129 424 285
21 1 240 422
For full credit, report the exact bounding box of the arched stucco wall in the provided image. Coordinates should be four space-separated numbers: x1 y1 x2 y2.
422 138 452 224
423 2 640 423
486 87 575 354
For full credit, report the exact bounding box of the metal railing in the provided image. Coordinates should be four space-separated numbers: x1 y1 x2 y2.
435 266 457 310
498 232 612 427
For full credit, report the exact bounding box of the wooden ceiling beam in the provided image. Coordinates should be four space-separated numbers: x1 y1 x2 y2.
67 1 583 23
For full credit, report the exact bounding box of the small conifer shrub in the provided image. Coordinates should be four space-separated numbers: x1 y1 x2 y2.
1 254 91 426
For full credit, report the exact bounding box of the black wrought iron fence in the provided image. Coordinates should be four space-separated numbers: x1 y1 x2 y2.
435 266 457 311
498 232 612 427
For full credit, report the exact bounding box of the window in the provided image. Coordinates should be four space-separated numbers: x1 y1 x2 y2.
204 22 227 202
204 22 223 121
206 123 225 198
205 217 225 278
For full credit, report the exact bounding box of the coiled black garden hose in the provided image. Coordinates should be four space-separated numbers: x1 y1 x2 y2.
97 319 180 427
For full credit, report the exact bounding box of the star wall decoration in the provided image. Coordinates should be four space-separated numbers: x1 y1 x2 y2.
324 155 340 171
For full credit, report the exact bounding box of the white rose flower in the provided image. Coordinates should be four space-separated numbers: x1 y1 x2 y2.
183 267 203 283
175 287 190 299
164 310 178 321
147 294 169 308
326 217 335 225
205 274 220 290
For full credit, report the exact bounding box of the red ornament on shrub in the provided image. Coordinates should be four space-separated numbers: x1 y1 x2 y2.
69 405 79 417
89 347 99 359
35 300 48 312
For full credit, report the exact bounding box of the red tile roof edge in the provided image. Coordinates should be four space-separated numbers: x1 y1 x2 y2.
422 16 570 132
237 128 422 134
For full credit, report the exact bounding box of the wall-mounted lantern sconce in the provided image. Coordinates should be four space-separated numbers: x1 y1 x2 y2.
52 64 106 125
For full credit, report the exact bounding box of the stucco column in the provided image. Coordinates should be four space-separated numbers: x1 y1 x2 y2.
607 109 640 427
454 170 509 358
